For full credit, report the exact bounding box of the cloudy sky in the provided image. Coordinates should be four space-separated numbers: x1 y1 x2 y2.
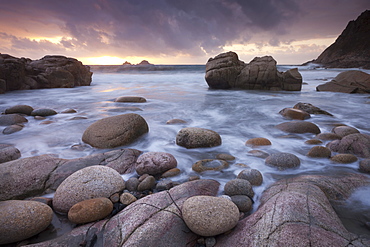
0 0 369 65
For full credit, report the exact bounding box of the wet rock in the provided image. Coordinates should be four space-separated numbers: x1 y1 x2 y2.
205 237 217 247
332 125 360 137
53 165 125 214
279 108 311 120
120 192 137 205
31 108 58 116
161 168 181 178
359 159 370 173
107 107 143 112
0 114 28 126
176 127 222 149
245 137 272 146
247 150 269 158
68 197 113 224
293 102 333 116
109 193 120 203
215 174 370 246
61 108 77 113
327 133 370 158
275 121 321 134
317 70 370 93
192 159 229 173
2 124 23 134
114 96 147 103
135 152 177 176
224 179 254 198
330 154 358 164
265 152 300 170
82 113 149 149
137 175 156 191
230 195 253 212
305 139 323 145
0 144 21 163
156 179 179 191
316 132 342 141
5 104 34 115
125 177 140 191
307 146 331 158
166 118 187 124
216 153 235 161
0 200 53 245
182 195 239 236
237 168 263 186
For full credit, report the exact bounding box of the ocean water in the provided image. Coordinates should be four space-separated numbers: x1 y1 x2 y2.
1 64 370 235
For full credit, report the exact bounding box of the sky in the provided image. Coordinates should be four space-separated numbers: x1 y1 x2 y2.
0 0 369 65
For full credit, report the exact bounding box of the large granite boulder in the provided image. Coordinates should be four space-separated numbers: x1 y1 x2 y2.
310 10 370 69
205 52 302 91
316 70 370 93
215 174 370 246
82 113 149 149
0 54 92 93
327 133 370 158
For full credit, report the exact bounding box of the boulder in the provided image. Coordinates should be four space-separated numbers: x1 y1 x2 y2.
0 114 28 126
137 175 156 191
230 195 253 212
5 104 34 115
310 10 370 69
82 113 149 148
120 192 137 205
0 200 53 245
317 71 370 93
176 127 221 148
68 197 113 224
135 152 177 175
245 137 272 146
0 144 21 163
279 107 310 120
275 121 321 134
205 52 302 91
53 165 125 214
31 108 58 116
161 168 181 178
0 54 92 93
3 124 23 134
332 125 360 137
359 159 370 173
315 133 342 141
224 179 254 198
237 168 263 186
182 195 240 236
192 159 229 173
327 133 370 158
293 102 333 116
307 146 331 158
330 154 358 164
215 174 370 246
114 96 147 103
265 153 300 170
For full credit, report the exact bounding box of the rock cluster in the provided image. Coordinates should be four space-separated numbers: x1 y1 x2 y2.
0 54 92 93
205 52 302 91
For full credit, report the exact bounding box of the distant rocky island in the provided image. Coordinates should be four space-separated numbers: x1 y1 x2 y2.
122 60 153 66
307 10 370 69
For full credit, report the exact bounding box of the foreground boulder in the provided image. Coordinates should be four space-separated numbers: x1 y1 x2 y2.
205 52 302 91
0 54 92 93
316 70 370 93
82 113 149 148
0 200 53 245
215 174 370 246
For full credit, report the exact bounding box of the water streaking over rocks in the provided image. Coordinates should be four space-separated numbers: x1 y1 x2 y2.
1 64 370 245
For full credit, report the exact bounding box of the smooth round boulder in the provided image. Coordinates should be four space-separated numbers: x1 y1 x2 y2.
176 127 221 149
135 152 177 175
265 152 301 170
237 168 263 186
192 159 229 173
53 165 125 214
82 113 149 149
68 197 113 224
359 159 370 173
279 108 311 120
2 124 23 134
31 108 57 116
230 195 253 212
0 114 28 126
114 96 146 103
182 196 239 236
332 126 360 137
307 146 331 158
275 121 321 134
305 139 323 145
166 118 187 124
327 133 370 158
216 153 235 161
224 179 254 198
161 168 181 178
245 137 272 147
0 144 21 163
61 108 77 113
315 133 342 141
0 200 53 245
330 154 358 164
137 175 156 191
5 104 34 115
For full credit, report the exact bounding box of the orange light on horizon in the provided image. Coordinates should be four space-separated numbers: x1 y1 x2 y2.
80 56 155 65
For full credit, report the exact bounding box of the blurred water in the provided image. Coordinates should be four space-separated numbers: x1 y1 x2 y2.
1 65 370 207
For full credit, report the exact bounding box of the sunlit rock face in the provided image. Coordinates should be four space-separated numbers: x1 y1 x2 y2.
205 51 302 91
0 54 92 93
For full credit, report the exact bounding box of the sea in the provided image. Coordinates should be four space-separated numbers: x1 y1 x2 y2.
1 64 370 237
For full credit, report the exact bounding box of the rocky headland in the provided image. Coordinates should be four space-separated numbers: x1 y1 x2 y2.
0 54 92 94
308 10 370 69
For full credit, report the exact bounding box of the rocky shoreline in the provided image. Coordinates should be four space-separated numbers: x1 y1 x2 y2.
1 93 370 246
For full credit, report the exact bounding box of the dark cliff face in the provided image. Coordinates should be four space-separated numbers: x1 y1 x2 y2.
312 10 370 69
